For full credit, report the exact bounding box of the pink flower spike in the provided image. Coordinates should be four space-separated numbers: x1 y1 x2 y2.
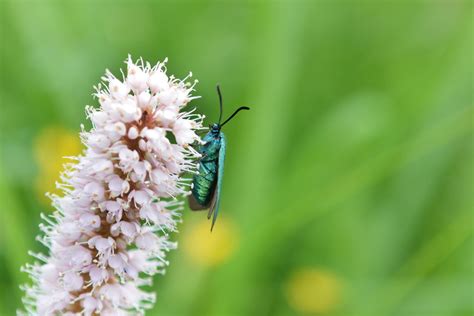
20 56 203 315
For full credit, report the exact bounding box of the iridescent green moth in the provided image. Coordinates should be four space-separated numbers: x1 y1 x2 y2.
188 85 249 231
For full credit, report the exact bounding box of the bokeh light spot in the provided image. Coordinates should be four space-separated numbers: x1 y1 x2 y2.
284 267 343 314
34 126 82 204
183 216 239 267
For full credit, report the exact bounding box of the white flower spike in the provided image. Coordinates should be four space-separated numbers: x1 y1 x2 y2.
20 56 204 316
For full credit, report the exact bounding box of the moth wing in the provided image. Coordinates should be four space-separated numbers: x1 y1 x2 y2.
208 134 226 231
206 185 217 219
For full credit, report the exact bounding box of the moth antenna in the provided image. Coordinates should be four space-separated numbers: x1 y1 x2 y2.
217 84 223 125
221 106 250 127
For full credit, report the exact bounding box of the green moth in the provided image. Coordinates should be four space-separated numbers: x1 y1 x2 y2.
188 85 249 231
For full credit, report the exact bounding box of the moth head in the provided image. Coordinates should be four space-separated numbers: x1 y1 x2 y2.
210 123 220 133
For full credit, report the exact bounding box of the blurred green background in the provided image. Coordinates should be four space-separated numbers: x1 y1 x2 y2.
0 1 472 315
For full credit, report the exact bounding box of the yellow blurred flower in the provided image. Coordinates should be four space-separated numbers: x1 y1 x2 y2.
182 216 239 267
34 126 82 204
284 267 343 314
